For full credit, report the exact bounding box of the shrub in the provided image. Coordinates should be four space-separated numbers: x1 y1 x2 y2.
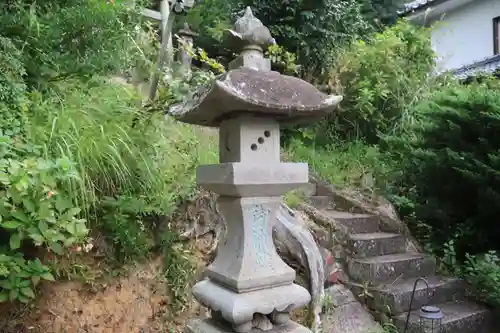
0 0 223 308
0 0 144 89
0 36 28 138
235 0 372 77
26 77 218 258
0 134 87 303
463 251 500 307
324 20 436 144
385 78 500 257
285 138 390 191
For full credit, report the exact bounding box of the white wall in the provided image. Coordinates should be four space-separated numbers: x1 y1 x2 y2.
429 0 500 71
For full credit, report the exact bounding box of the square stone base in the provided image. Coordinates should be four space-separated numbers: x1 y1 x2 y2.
185 318 312 333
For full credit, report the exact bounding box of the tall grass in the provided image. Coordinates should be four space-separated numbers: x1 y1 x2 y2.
285 138 391 192
25 77 218 217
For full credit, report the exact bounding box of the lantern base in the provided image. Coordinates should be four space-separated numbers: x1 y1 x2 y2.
192 279 310 326
185 318 312 333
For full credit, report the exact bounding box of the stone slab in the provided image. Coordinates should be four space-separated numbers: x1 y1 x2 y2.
299 183 317 197
347 232 406 258
373 276 466 314
393 300 494 333
347 253 436 284
185 318 312 333
197 162 308 196
321 301 380 333
304 196 333 209
323 211 379 234
324 284 357 308
192 279 310 325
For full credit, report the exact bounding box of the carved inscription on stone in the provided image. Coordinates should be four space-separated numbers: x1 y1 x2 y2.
249 203 272 268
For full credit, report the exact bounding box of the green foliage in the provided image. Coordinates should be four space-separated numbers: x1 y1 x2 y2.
266 44 300 75
98 196 155 262
0 0 144 89
0 154 87 253
0 36 28 137
384 79 500 256
233 0 372 76
432 238 500 307
28 80 152 208
0 254 54 304
285 138 390 191
326 20 436 143
183 0 233 57
283 10 500 312
161 228 196 311
0 0 219 306
359 0 406 27
463 251 500 307
0 136 87 303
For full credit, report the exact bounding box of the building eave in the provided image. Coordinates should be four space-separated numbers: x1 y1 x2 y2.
400 0 451 17
452 54 500 79
400 0 474 24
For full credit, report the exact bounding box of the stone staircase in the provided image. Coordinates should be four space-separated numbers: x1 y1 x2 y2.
301 183 496 333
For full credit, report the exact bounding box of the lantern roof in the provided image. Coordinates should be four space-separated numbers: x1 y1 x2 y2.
169 67 342 127
168 6 342 127
419 306 444 320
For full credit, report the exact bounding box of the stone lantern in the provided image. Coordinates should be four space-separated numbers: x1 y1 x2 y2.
177 22 198 74
169 0 195 13
170 7 342 333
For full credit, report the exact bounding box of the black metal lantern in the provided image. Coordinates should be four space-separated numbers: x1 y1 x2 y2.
419 305 444 332
404 277 445 333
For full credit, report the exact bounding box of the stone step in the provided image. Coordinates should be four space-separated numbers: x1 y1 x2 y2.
323 210 379 233
347 253 436 285
393 300 494 333
372 276 466 315
305 196 333 209
347 232 406 258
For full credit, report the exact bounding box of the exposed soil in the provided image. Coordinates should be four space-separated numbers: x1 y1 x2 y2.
0 234 214 333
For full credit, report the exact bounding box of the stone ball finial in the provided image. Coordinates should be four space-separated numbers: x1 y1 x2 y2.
224 6 276 52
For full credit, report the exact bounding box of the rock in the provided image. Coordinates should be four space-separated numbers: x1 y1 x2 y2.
322 301 380 333
321 284 380 333
324 285 357 308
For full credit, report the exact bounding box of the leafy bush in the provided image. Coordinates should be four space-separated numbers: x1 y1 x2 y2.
0 134 88 302
0 0 144 89
285 138 390 191
26 77 218 255
324 20 436 144
0 36 28 138
385 78 500 257
234 0 372 77
463 251 500 307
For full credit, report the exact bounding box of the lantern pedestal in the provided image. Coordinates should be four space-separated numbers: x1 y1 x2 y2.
192 280 310 328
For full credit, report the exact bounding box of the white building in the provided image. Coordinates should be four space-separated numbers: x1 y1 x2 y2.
402 0 500 77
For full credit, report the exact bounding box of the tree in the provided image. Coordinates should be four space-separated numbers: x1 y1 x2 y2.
239 0 372 77
0 0 145 89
